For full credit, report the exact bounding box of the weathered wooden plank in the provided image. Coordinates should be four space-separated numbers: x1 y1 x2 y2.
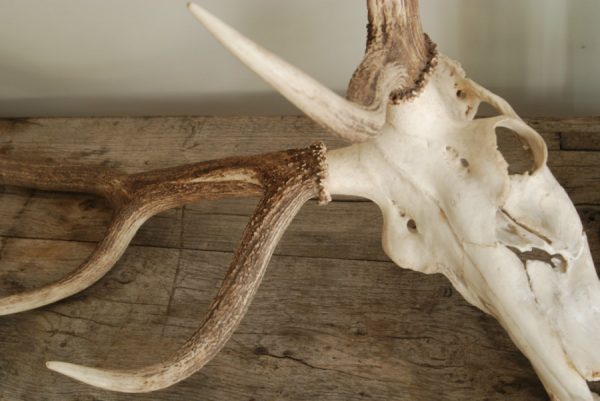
562 132 600 151
0 189 387 262
0 116 562 169
1 189 598 266
0 239 178 401
0 238 547 401
526 116 600 151
549 151 600 205
0 116 599 401
0 185 183 250
182 198 388 261
2 192 597 268
526 117 599 150
0 117 342 172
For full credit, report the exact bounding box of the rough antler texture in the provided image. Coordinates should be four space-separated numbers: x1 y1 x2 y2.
0 153 266 315
186 0 434 143
347 0 436 106
0 144 329 392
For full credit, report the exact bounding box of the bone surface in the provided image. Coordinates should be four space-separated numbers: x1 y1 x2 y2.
326 55 600 400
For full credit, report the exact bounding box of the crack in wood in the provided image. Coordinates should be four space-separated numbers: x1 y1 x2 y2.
244 341 391 383
162 206 187 339
45 328 93 343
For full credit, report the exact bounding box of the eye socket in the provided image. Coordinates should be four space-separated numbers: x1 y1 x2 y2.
495 126 536 175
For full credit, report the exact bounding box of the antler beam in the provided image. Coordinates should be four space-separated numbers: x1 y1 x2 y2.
0 154 267 315
0 144 329 392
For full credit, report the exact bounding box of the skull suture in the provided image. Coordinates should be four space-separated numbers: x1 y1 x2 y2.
326 56 600 401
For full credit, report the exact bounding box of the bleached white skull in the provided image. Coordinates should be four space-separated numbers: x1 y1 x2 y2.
326 56 600 401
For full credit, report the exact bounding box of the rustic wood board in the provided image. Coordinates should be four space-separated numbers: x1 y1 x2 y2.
0 116 598 401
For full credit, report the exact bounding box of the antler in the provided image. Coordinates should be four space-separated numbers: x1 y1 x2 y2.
348 0 436 105
187 0 435 143
1 0 437 394
0 143 329 391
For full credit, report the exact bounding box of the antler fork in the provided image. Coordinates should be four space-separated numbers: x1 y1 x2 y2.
0 143 329 392
0 0 438 395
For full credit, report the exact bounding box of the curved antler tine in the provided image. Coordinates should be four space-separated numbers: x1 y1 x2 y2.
0 158 140 315
0 153 267 315
0 205 146 316
46 143 329 393
0 148 303 316
187 3 385 143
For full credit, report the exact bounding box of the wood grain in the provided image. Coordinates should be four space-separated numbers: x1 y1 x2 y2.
0 116 598 400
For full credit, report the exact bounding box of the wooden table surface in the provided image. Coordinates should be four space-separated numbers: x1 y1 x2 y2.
0 116 599 401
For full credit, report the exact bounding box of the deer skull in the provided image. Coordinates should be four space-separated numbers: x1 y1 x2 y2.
0 1 597 400
182 3 600 399
327 57 600 401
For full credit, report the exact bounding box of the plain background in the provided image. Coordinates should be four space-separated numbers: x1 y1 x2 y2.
0 0 598 118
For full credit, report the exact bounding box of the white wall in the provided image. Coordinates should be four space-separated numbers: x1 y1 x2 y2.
0 0 598 118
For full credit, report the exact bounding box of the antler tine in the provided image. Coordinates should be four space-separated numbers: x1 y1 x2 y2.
0 206 144 315
46 143 329 392
187 3 384 143
0 159 140 315
187 2 436 144
0 147 313 315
